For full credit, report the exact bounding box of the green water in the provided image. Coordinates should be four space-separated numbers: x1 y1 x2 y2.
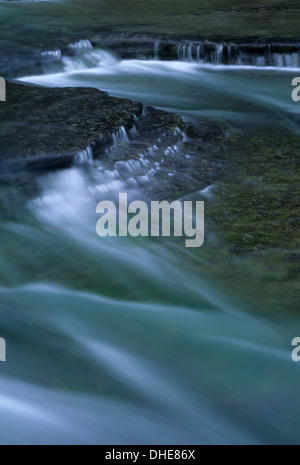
1 0 300 54
0 0 300 445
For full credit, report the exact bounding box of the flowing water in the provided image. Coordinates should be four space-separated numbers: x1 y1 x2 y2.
1 8 300 445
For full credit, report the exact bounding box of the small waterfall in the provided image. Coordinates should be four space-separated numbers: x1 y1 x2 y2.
119 126 129 143
154 41 160 60
62 45 118 72
39 38 300 71
112 134 118 147
230 46 300 68
164 146 176 157
227 45 232 64
177 41 226 64
104 168 119 179
114 159 146 175
129 125 138 136
285 55 294 67
196 44 202 62
292 53 300 67
275 54 284 67
112 126 129 147
40 50 62 62
177 44 182 60
174 40 300 68
178 44 193 61
94 122 184 195
69 39 93 55
178 42 200 62
74 147 93 165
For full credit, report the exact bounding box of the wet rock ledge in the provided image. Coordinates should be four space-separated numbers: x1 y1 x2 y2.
0 82 225 200
0 82 147 176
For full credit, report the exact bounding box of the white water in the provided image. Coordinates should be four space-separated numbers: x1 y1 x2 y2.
75 146 93 165
18 47 300 127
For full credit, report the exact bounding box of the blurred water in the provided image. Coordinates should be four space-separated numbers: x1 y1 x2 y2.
1 40 300 445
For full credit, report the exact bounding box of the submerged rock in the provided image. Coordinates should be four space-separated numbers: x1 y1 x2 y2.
0 82 143 177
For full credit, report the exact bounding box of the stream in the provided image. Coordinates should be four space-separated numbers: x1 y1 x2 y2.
0 6 300 445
